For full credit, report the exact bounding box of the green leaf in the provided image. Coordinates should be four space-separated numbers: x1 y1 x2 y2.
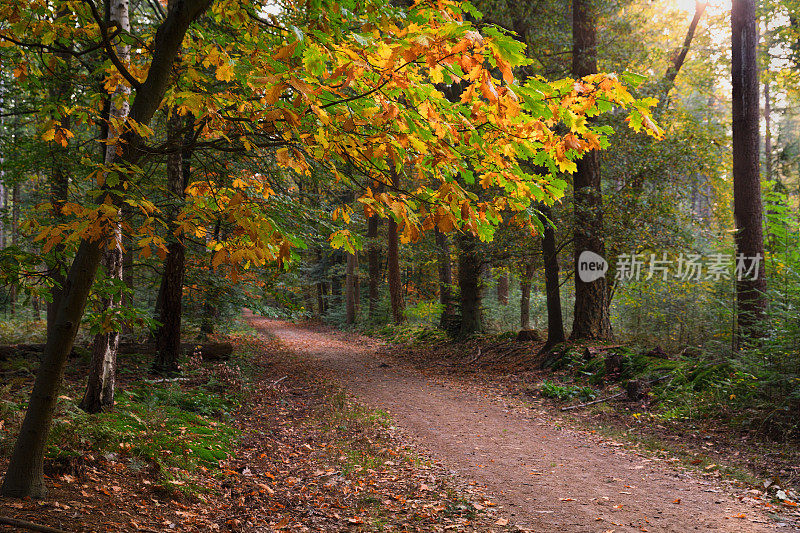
622 71 648 87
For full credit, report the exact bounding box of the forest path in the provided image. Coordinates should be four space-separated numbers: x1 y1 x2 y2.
248 316 788 532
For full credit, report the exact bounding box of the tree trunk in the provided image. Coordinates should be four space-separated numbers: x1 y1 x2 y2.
387 218 404 323
345 252 358 324
153 240 185 372
496 268 509 306
153 114 190 374
9 182 19 314
570 0 612 341
367 211 381 319
354 256 361 313
32 296 41 321
330 251 342 310
80 0 131 413
2 0 212 498
387 171 404 323
457 232 483 336
660 2 707 103
79 234 122 413
520 259 534 329
316 281 328 316
540 205 566 346
435 228 455 328
3 238 105 497
0 183 5 249
302 282 315 315
732 0 767 343
763 79 772 183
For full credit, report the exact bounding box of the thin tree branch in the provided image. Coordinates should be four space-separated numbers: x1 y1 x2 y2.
80 0 142 90
0 516 70 533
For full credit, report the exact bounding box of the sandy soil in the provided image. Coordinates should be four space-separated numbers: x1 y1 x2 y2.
248 316 797 532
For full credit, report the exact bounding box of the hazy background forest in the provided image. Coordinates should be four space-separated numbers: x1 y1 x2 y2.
0 0 799 528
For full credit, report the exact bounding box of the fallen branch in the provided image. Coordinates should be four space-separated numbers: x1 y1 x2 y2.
272 375 288 387
561 390 627 411
144 377 190 384
0 516 70 533
560 374 672 411
465 347 482 365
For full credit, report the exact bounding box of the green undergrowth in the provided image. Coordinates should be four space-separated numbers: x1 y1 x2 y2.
370 322 450 346
369 321 522 346
542 343 800 439
47 387 238 492
540 380 598 402
0 331 256 496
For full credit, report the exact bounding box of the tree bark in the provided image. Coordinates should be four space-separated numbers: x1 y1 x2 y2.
367 210 381 319
316 281 328 316
661 2 707 97
345 252 358 324
731 0 767 343
315 248 328 316
330 251 342 310
2 0 212 498
435 228 455 328
496 268 509 306
0 183 5 249
9 182 19 314
457 232 483 336
387 170 404 323
3 238 104 498
79 234 122 413
80 0 131 413
153 114 190 374
763 79 772 183
570 0 612 341
540 205 566 346
520 259 534 329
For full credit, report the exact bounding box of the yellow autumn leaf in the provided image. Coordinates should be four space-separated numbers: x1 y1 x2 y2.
216 62 235 82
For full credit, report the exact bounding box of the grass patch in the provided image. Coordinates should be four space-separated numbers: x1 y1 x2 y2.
371 323 450 346
46 380 239 493
540 380 598 402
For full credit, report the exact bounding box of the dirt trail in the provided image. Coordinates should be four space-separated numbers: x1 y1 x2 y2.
249 316 790 532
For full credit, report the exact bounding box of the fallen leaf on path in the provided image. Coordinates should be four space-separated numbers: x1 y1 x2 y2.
495 518 509 525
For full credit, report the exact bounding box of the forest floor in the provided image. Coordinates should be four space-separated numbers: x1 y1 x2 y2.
248 315 800 533
0 324 514 532
1 316 798 532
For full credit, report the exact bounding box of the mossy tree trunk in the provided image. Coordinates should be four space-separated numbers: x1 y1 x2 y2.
1 0 212 498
